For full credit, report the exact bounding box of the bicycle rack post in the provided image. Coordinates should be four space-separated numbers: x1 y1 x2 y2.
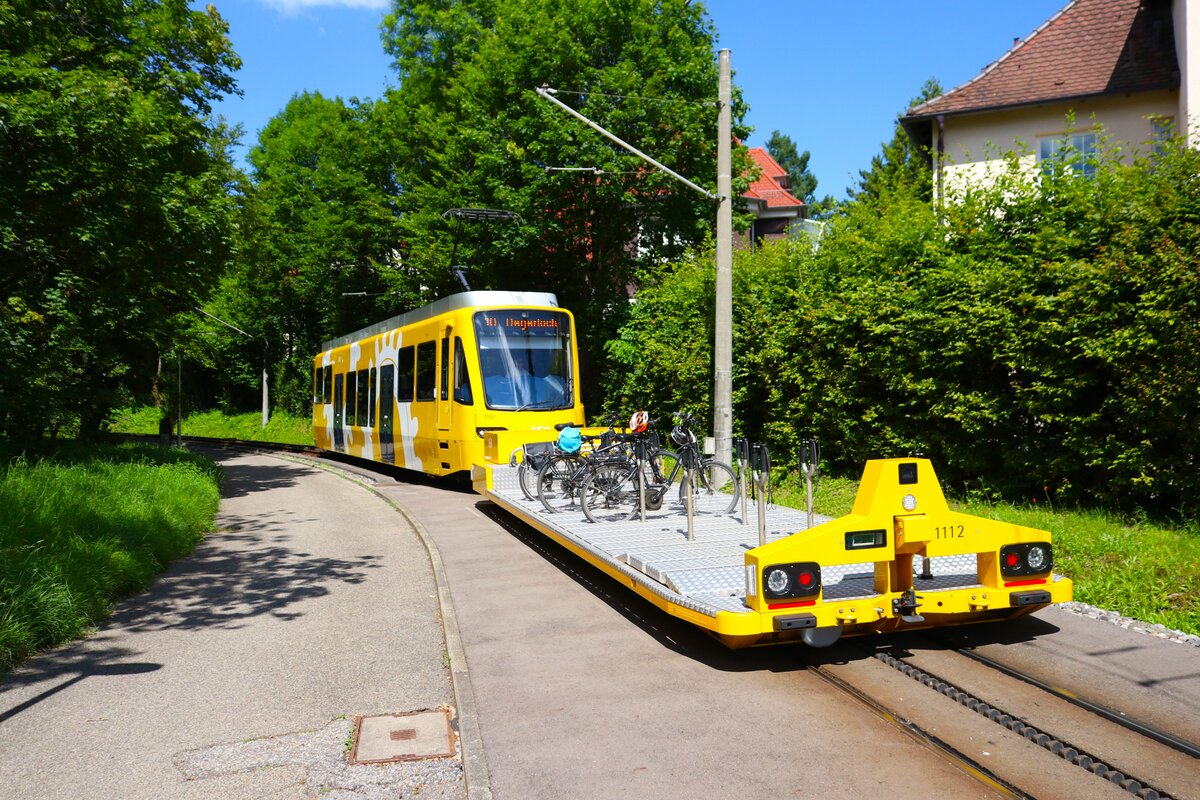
736 438 749 526
636 438 646 523
684 459 695 541
753 443 768 547
800 438 820 530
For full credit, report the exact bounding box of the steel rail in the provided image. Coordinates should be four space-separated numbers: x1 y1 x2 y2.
874 652 1176 799
956 647 1200 761
807 665 1029 800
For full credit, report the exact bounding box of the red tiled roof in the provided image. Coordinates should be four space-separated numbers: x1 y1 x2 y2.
906 0 1179 120
742 147 804 208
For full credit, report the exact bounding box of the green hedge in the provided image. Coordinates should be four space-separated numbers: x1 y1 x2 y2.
607 142 1200 513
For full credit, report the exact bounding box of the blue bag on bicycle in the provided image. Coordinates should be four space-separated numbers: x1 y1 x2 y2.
557 426 582 454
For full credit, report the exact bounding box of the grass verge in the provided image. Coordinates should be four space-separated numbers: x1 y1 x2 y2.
776 473 1199 637
108 406 313 446
0 441 221 674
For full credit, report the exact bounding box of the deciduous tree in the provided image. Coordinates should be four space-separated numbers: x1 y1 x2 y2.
0 0 241 441
209 91 405 414
378 0 749 411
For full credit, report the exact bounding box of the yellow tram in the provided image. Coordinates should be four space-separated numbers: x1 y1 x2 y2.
315 291 1071 648
312 291 585 474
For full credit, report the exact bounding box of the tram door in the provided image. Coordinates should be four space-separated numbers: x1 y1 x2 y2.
333 374 344 451
437 331 452 433
379 363 395 464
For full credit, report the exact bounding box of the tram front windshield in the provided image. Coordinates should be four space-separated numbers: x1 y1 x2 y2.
473 310 573 410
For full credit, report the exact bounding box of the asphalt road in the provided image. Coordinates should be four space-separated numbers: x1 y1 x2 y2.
0 450 458 800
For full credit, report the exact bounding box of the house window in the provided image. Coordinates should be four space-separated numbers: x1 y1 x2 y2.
1038 132 1098 178
1152 117 1175 156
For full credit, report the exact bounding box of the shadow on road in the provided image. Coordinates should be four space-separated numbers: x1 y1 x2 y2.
0 643 162 722
209 458 310 499
106 520 382 634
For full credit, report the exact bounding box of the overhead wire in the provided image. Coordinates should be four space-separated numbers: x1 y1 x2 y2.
546 88 716 108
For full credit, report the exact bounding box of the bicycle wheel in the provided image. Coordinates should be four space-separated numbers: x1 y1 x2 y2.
677 460 739 515
581 462 640 524
517 461 537 501
537 454 582 513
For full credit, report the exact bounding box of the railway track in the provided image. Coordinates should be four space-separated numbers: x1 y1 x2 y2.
807 634 1200 800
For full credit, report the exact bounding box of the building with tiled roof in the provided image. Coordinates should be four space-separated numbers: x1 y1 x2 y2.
901 0 1196 201
739 147 806 248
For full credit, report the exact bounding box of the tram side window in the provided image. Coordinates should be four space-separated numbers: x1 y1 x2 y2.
368 367 377 427
313 367 320 404
356 368 369 424
453 337 473 405
345 370 357 426
416 341 436 401
323 365 332 404
398 345 415 402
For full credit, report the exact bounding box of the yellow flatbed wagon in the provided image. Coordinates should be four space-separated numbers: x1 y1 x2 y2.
473 456 1072 648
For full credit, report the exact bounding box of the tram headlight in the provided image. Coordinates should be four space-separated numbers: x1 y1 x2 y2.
999 542 1053 577
762 562 822 601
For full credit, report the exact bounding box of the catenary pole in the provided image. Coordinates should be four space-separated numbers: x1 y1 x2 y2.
714 49 733 468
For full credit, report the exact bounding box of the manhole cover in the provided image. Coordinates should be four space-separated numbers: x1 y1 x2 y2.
348 710 456 764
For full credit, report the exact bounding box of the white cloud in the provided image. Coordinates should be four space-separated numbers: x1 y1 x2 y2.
259 0 389 13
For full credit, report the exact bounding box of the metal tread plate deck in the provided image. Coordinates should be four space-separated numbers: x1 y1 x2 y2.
486 465 1013 619
488 464 835 618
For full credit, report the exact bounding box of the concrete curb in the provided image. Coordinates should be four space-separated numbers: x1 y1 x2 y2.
385 498 493 800
264 451 492 800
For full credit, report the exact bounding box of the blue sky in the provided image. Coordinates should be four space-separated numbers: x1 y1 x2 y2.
211 0 1066 199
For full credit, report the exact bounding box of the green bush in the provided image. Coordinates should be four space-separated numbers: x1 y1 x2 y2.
607 140 1200 514
0 442 220 672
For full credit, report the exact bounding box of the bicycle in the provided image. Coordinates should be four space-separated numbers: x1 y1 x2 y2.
512 440 558 502
662 412 739 514
537 416 675 514
535 418 627 513
579 412 738 523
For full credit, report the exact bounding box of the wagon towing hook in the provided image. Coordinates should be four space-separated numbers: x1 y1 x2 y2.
893 589 925 624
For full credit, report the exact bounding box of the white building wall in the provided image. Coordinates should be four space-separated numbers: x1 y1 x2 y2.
936 90 1180 201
